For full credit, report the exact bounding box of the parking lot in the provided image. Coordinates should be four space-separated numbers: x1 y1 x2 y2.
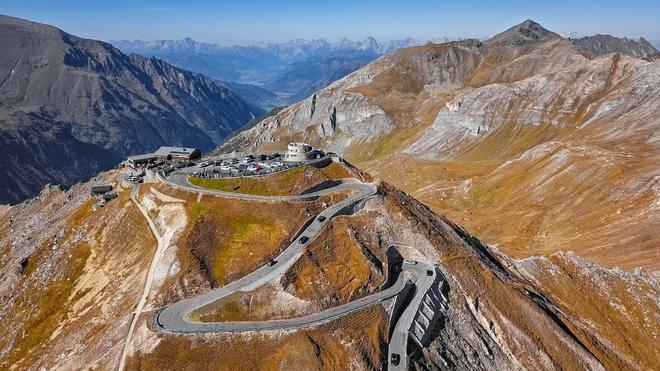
187 153 308 179
140 152 313 180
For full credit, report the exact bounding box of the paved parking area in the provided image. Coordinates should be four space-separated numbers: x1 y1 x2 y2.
192 154 304 179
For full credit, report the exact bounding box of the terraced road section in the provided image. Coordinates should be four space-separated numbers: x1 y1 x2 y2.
151 166 438 369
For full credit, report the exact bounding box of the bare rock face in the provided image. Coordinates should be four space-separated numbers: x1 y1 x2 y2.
486 19 561 45
220 63 397 154
0 14 259 204
572 34 659 61
405 53 659 159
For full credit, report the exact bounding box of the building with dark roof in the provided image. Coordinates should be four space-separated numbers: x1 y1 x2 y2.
126 153 157 166
154 147 201 161
91 185 113 196
126 146 201 166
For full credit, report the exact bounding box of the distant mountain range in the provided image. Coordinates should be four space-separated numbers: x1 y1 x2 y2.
111 37 450 108
0 14 259 204
111 36 446 65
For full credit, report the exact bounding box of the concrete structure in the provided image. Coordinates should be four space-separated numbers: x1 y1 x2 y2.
103 192 118 201
409 269 448 347
90 185 112 196
154 146 201 161
127 146 201 166
126 153 156 166
284 142 324 162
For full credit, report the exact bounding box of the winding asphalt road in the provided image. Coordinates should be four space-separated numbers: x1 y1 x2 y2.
150 166 435 369
164 166 373 202
388 260 437 371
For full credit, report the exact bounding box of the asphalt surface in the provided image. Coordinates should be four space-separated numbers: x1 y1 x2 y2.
165 165 374 202
152 166 436 369
154 262 430 333
387 260 436 371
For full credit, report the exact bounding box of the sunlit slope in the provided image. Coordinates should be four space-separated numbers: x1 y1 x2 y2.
220 21 659 269
0 172 156 369
0 160 656 369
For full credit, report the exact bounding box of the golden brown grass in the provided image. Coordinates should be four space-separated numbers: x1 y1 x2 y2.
0 185 156 369
351 115 659 270
382 182 659 370
282 214 386 306
190 284 312 322
0 240 91 369
192 209 389 323
525 253 660 370
143 182 349 292
126 306 388 370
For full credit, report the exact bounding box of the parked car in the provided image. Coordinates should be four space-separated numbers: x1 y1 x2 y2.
268 259 277 267
391 354 400 366
426 270 434 276
298 236 309 244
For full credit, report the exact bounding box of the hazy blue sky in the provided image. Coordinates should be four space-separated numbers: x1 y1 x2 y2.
1 0 658 44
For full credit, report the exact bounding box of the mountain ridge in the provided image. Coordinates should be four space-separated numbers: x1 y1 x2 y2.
0 14 259 204
217 19 660 271
110 36 442 61
571 33 659 61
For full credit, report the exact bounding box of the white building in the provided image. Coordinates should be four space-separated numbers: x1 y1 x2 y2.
284 142 324 162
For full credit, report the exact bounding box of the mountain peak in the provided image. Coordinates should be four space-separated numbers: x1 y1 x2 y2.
487 19 560 44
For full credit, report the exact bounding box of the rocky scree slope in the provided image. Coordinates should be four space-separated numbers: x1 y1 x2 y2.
218 19 660 270
571 34 659 61
0 14 258 204
0 167 657 369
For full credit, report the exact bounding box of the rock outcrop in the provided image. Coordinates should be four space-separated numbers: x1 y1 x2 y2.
572 34 659 61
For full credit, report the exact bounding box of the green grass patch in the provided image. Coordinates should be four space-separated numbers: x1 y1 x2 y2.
188 162 352 197
189 167 307 196
189 202 206 222
212 220 280 285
